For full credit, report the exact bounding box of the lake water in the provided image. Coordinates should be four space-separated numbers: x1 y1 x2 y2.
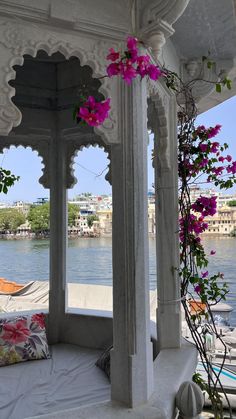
0 237 236 323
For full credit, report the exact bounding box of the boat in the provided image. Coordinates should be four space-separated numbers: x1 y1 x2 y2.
0 277 26 294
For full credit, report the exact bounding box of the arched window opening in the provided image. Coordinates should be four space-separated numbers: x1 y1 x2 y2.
0 146 49 313
66 146 112 313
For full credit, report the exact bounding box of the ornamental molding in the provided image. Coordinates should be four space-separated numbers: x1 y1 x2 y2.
147 79 172 171
0 132 50 188
0 17 119 144
63 132 111 188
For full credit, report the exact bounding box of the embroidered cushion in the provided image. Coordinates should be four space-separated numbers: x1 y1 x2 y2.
0 313 50 367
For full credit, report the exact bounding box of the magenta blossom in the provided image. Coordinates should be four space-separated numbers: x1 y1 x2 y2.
127 36 138 51
106 48 120 62
227 161 236 174
179 213 208 241
194 284 203 294
199 144 208 152
121 62 137 84
107 62 123 77
192 196 217 217
207 124 222 139
210 250 216 255
199 158 209 168
78 97 111 127
201 271 208 278
210 142 220 153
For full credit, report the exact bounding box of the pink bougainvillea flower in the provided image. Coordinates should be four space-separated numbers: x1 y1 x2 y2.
227 161 236 174
201 271 208 278
194 284 202 294
199 144 208 152
126 36 138 62
107 62 123 77
212 166 224 176
207 124 222 139
106 48 120 62
136 55 150 77
127 36 138 52
199 158 209 168
179 213 208 241
147 64 163 81
78 97 111 127
210 142 220 153
192 196 217 217
31 313 45 329
210 250 216 255
226 155 232 162
121 62 137 84
218 156 225 163
2 320 30 344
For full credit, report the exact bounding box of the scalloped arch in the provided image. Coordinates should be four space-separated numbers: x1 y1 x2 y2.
66 141 111 189
0 17 117 143
0 143 49 188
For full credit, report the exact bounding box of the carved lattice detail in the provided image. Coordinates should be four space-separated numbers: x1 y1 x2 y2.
0 17 119 144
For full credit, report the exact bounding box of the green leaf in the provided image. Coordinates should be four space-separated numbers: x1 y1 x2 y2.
226 79 232 90
215 83 222 93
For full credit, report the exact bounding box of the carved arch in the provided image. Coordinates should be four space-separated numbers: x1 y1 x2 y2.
147 79 174 171
65 138 111 189
0 137 50 188
0 17 118 144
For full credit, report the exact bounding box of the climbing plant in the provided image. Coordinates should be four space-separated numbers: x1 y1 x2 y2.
73 36 236 417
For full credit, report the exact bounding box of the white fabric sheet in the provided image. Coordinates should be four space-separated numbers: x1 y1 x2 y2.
0 343 110 419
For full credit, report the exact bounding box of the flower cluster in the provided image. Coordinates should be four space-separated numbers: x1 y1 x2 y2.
77 96 111 127
191 196 217 217
179 124 236 185
106 36 164 84
179 213 208 242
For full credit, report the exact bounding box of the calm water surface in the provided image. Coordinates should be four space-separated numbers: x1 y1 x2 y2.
0 237 236 322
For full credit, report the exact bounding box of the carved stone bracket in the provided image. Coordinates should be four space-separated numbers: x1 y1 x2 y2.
63 132 112 188
139 0 190 59
0 132 50 188
147 78 171 171
180 57 234 105
0 16 119 144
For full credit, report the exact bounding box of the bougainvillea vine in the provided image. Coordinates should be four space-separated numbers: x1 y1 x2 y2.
74 35 236 418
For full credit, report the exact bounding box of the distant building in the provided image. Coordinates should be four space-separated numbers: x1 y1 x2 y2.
203 205 236 236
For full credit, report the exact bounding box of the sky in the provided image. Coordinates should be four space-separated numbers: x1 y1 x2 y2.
0 95 236 204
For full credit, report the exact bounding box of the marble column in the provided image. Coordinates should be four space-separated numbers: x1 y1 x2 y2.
153 95 182 349
111 78 153 407
48 121 67 344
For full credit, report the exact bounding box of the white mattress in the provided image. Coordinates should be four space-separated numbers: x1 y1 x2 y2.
0 343 110 419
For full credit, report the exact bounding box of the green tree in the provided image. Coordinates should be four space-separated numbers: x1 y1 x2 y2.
87 214 99 228
68 203 79 227
28 202 79 233
228 200 236 207
28 203 50 234
0 208 26 233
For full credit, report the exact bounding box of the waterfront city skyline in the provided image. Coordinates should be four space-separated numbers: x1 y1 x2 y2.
0 95 236 203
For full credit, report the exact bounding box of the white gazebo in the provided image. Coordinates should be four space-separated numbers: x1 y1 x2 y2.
0 1 236 418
